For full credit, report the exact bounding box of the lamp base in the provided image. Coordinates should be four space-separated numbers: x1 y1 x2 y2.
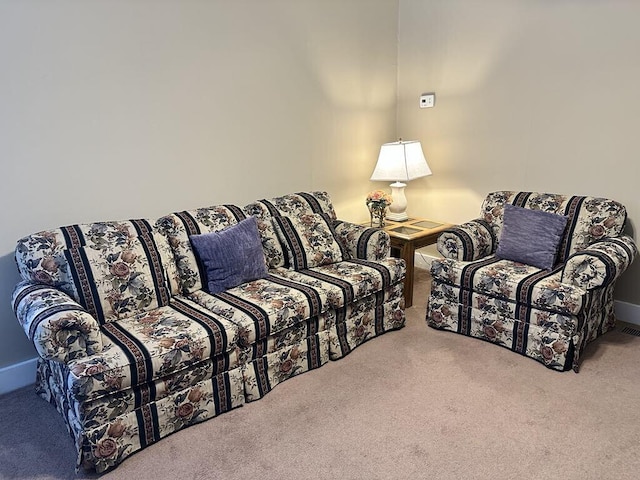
386 181 409 221
385 211 409 221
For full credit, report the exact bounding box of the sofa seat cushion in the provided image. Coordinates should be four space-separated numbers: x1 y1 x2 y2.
68 351 239 426
186 275 326 346
272 257 406 309
239 315 331 365
431 256 586 316
66 300 239 403
185 258 405 346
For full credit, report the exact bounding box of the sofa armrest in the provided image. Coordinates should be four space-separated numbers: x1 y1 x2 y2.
333 221 390 261
561 235 637 289
436 219 496 261
12 282 103 364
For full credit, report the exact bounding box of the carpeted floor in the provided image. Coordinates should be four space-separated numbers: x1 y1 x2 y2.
1 268 639 479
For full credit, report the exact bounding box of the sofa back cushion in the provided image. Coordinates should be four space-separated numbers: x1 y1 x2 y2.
254 191 337 220
243 191 338 268
154 205 247 294
155 192 338 294
481 191 627 261
15 219 173 324
241 201 287 269
272 212 347 270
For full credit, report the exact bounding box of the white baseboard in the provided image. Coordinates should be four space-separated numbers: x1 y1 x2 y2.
615 300 640 326
414 248 440 271
0 357 36 396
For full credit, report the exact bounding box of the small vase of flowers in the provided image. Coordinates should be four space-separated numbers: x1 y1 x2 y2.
366 190 393 228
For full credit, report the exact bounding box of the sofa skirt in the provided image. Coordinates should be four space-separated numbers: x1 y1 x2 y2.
329 292 405 360
36 358 245 473
243 330 331 402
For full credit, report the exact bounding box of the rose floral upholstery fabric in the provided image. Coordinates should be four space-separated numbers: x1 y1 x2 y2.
427 191 637 372
12 191 406 473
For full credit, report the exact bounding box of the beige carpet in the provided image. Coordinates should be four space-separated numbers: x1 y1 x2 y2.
1 268 639 480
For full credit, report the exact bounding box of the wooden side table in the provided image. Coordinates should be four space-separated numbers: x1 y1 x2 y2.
382 218 450 308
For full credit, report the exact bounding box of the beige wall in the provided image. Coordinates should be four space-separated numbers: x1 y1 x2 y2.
2 0 638 380
0 0 398 370
398 0 640 307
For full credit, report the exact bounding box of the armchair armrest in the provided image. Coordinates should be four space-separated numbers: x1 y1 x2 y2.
436 219 496 261
333 221 390 261
561 235 638 289
12 282 103 364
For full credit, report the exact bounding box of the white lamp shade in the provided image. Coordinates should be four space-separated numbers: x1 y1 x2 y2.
369 140 431 182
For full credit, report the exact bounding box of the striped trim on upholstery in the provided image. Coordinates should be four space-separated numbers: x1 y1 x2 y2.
65 247 103 322
289 268 356 307
347 258 393 289
169 297 232 359
556 196 584 263
132 219 171 308
29 304 86 340
60 225 85 248
214 290 271 341
265 274 323 318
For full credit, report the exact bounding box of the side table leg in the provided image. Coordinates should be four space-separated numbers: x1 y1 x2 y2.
400 243 415 308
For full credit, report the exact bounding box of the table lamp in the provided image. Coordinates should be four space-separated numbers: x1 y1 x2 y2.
370 140 431 221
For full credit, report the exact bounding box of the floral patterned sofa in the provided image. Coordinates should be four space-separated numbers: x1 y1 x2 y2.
12 191 406 472
427 191 637 372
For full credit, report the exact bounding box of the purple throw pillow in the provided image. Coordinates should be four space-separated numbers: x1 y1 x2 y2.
496 204 568 270
189 216 267 294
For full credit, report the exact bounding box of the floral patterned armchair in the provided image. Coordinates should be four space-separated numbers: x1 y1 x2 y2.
426 191 637 372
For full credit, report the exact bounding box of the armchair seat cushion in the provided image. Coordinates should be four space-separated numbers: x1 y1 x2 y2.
428 281 578 370
432 256 586 316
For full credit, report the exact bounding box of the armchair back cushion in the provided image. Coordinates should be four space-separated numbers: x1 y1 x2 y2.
482 191 627 261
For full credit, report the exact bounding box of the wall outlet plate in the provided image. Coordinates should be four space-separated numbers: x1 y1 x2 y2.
420 93 435 108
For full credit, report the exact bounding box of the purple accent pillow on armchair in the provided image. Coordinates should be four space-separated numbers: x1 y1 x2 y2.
496 204 568 270
189 216 267 294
